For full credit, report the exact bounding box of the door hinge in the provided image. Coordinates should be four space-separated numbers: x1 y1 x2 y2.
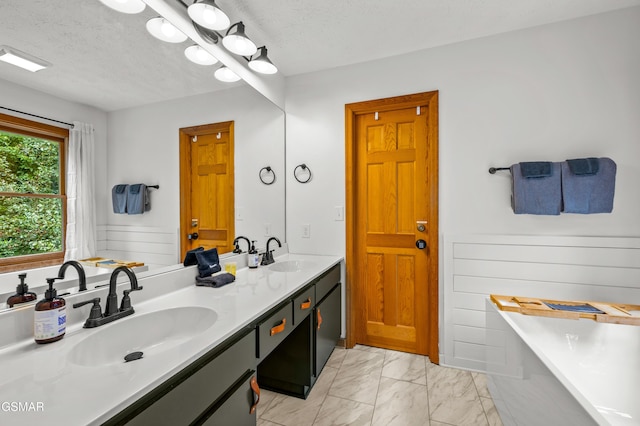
417 106 421 116
374 112 379 121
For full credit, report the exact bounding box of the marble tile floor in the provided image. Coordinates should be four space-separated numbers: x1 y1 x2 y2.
257 344 503 426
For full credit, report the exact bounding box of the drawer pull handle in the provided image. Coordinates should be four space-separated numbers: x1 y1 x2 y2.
317 308 323 330
300 297 312 310
250 376 260 414
270 318 286 336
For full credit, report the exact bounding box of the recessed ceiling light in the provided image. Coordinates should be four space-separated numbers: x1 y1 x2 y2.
0 46 50 72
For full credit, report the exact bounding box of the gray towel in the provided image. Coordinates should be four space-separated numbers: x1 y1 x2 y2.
112 184 128 214
195 272 235 288
127 184 147 215
561 157 616 214
511 162 562 215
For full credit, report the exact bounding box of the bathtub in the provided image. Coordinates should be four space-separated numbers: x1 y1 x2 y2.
486 299 640 426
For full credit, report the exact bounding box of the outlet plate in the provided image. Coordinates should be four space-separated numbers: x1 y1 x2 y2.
302 224 310 238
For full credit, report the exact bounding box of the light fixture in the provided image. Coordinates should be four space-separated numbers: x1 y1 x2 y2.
222 22 257 56
98 0 145 14
214 66 241 82
185 45 219 66
0 46 50 72
248 46 278 75
188 0 230 31
146 17 188 43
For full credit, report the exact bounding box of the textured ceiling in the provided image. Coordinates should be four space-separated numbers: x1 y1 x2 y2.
0 0 638 112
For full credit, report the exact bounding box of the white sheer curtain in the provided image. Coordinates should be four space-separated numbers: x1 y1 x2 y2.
64 121 97 261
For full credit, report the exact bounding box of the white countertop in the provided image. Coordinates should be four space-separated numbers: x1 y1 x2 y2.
497 308 640 426
0 253 342 426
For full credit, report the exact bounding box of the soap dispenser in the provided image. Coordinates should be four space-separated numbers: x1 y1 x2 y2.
34 278 66 344
248 240 259 269
6 273 37 308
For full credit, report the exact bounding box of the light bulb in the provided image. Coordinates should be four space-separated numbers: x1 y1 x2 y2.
161 20 176 38
202 6 216 25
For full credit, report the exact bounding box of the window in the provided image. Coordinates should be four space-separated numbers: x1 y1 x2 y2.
0 113 68 273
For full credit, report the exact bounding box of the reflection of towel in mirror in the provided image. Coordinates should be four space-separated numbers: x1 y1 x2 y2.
195 248 222 278
511 162 562 215
183 246 204 266
562 157 616 214
127 184 147 215
112 184 128 214
195 272 235 288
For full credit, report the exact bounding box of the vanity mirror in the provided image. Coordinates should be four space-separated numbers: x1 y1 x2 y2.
0 0 286 310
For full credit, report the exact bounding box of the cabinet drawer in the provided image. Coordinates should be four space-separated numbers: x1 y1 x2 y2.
256 302 293 361
315 264 340 302
292 285 314 325
123 328 255 426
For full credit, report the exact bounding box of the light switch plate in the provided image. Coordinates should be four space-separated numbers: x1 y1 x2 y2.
334 206 344 221
264 223 271 236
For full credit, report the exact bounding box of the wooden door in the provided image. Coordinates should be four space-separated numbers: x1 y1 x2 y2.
346 92 438 361
179 122 234 259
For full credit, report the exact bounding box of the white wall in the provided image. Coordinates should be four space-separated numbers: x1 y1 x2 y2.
0 79 109 225
106 85 285 261
285 7 640 252
284 7 640 355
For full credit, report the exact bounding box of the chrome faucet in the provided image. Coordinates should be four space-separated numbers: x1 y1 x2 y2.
261 237 282 265
57 260 87 292
233 236 251 253
73 266 143 328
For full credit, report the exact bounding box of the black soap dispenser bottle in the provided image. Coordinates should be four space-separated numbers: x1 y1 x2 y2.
34 278 66 344
248 240 259 269
6 273 37 308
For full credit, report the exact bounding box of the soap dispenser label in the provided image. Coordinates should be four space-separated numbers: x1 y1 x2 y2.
34 307 66 340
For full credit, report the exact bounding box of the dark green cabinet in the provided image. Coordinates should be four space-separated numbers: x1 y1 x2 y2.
258 264 341 399
314 282 341 377
106 327 257 426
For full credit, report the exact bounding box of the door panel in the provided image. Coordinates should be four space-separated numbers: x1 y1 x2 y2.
179 122 235 260
348 92 438 358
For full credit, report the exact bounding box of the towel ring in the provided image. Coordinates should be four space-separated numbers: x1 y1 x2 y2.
259 166 276 185
294 164 312 183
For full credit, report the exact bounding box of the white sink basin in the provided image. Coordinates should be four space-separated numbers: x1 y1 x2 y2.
269 260 316 272
68 307 217 367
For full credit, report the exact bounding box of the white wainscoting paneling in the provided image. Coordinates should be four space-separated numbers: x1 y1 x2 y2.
96 225 179 270
443 235 640 372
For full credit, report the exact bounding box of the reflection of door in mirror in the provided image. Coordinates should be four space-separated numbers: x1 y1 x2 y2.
179 122 235 260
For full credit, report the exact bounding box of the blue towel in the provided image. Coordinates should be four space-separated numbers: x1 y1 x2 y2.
127 184 147 215
519 161 552 178
183 246 204 266
561 157 616 214
111 184 128 214
195 248 222 278
567 158 599 175
511 162 562 215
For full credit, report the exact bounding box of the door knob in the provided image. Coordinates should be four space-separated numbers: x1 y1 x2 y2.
416 239 427 249
188 232 199 240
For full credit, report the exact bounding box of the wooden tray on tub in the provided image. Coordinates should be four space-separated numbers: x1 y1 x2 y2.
79 257 145 269
490 294 640 326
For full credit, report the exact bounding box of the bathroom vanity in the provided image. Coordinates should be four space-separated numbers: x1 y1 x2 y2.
0 253 342 426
